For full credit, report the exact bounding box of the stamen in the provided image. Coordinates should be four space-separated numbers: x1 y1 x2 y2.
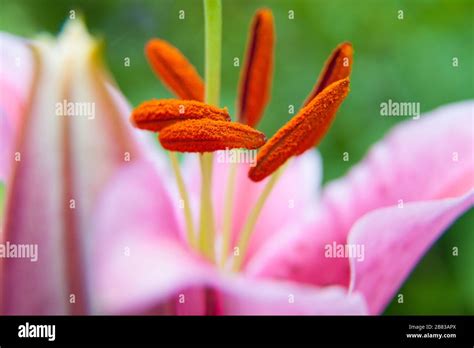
168 152 196 248
249 78 350 182
237 9 275 127
232 161 289 271
295 42 353 155
221 9 274 266
303 42 353 106
130 99 230 132
146 39 205 101
158 119 267 152
219 162 238 267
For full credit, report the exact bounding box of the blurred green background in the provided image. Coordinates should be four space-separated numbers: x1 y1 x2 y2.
0 0 473 314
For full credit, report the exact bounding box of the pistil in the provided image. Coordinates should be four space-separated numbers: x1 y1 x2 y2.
197 0 222 262
198 153 215 260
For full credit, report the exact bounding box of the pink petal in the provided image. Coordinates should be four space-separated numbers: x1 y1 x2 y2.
92 161 366 315
217 277 367 315
1 22 147 314
95 224 367 315
93 234 212 314
90 159 209 314
349 191 474 314
321 100 474 238
246 205 350 287
247 101 474 290
0 33 34 180
91 160 181 250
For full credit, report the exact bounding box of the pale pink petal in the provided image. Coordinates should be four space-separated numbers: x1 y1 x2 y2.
0 33 34 180
92 160 366 315
248 101 474 289
246 205 350 287
1 22 147 314
93 234 212 314
89 159 209 314
217 277 367 315
105 82 167 170
321 100 474 239
93 215 366 316
90 160 180 244
349 191 474 314
95 224 367 315
90 159 205 314
0 32 160 183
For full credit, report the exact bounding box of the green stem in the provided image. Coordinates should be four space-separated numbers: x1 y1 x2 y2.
232 162 289 271
204 0 221 106
198 0 221 261
168 152 195 248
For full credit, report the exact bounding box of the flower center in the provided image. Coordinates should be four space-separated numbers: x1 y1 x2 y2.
168 150 289 272
129 3 353 272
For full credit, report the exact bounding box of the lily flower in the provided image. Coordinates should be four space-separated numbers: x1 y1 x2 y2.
92 6 473 315
1 3 472 316
0 19 150 314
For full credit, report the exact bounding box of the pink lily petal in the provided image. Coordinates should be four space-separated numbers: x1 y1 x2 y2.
246 205 350 287
105 82 166 169
92 160 367 315
247 101 474 295
96 230 367 315
90 159 204 314
0 33 160 184
1 22 146 314
349 191 474 314
0 33 34 181
320 100 474 236
94 234 212 314
217 277 367 315
90 160 181 248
